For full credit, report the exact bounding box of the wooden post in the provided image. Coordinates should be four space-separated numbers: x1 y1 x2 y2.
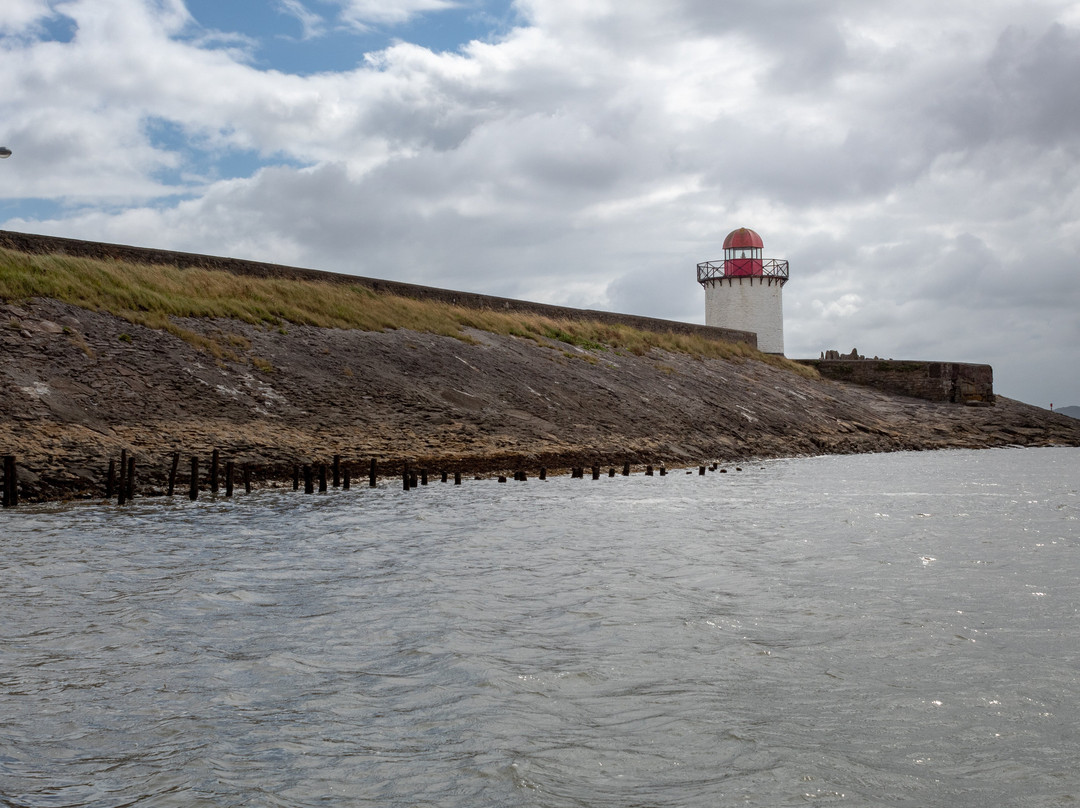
622 462 630 476
167 451 180 496
498 476 507 483
646 465 654 476
369 458 377 488
117 449 128 505
225 461 234 497
210 449 220 495
342 467 350 490
106 459 116 499
2 455 16 508
304 465 314 494
591 465 600 480
699 466 706 475
454 471 462 485
659 466 666 476
332 455 341 488
420 469 428 486
608 468 615 477
126 456 136 501
189 456 199 501
539 467 547 480
441 470 448 483
293 465 300 491
319 464 328 493
243 463 252 493
403 461 410 491
410 472 418 489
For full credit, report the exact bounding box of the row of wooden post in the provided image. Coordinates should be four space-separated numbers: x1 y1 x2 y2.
0 451 744 508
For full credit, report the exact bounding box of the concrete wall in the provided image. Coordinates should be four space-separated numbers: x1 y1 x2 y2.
797 359 995 404
703 276 785 354
0 230 757 348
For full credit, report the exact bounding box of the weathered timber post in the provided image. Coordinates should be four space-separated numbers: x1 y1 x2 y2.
454 471 462 485
243 464 252 494
659 466 666 476
126 456 136 501
699 466 706 475
409 472 418 489
646 465 654 476
499 476 507 483
342 467 350 490
2 455 16 508
609 468 615 477
622 462 630 476
319 464 328 493
420 469 428 486
225 461 234 497
304 465 314 495
210 449 220 495
592 465 600 480
167 451 180 496
293 465 300 491
189 457 199 501
369 458 377 488
539 467 547 480
117 449 128 506
403 461 411 491
332 455 341 488
106 459 116 499
441 470 448 483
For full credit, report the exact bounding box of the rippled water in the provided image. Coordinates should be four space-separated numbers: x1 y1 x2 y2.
2 447 1079 807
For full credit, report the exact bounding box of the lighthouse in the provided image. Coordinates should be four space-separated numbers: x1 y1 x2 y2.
697 227 789 355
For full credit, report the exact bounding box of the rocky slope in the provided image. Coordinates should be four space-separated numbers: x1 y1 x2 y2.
3 298 1080 502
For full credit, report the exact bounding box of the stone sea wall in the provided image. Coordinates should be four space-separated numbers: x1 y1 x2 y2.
0 230 756 348
798 358 995 404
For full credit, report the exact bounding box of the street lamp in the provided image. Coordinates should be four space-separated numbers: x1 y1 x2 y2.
0 147 11 158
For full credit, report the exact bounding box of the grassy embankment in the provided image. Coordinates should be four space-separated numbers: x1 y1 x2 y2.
0 247 815 378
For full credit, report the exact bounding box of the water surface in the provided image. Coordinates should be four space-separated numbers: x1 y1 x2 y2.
3 447 1079 806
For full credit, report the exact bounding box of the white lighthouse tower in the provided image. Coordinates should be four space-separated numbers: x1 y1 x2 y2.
697 227 789 355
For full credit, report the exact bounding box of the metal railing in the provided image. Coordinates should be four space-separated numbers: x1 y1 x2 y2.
696 258 789 284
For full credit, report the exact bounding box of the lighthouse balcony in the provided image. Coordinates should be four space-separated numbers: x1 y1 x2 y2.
696 258 789 284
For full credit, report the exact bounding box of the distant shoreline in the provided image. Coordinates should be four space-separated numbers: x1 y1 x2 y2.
4 295 1080 505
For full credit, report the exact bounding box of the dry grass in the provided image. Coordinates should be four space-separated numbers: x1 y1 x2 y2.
0 247 817 378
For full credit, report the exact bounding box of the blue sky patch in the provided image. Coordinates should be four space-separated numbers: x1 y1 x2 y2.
182 0 519 75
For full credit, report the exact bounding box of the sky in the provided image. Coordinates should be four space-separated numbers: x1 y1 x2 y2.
2 0 1079 408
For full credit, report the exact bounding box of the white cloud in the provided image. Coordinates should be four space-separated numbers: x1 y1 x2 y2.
275 0 327 40
333 0 458 30
0 0 55 35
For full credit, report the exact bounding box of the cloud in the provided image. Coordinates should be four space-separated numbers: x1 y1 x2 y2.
332 0 458 30
2 0 1080 406
275 0 327 40
0 0 55 35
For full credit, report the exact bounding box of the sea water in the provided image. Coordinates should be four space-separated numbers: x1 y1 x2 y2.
2 446 1078 807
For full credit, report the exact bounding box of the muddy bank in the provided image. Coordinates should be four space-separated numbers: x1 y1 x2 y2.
3 298 1080 503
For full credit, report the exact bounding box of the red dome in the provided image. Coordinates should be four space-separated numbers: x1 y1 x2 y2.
722 227 764 250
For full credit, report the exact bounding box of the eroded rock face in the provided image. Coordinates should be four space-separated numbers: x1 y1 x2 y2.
3 299 1079 502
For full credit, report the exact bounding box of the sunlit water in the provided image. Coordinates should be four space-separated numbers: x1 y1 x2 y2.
2 447 1079 807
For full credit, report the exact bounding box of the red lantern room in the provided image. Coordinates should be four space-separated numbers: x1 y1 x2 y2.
722 227 764 276
696 227 788 285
